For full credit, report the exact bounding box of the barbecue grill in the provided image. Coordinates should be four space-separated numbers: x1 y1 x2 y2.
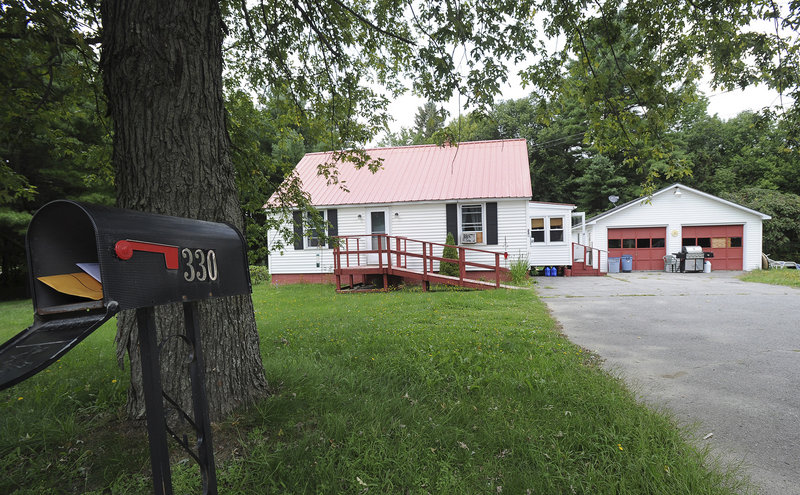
674 246 714 273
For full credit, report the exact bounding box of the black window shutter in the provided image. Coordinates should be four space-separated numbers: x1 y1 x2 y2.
486 202 498 245
327 209 338 248
292 211 304 250
446 203 458 244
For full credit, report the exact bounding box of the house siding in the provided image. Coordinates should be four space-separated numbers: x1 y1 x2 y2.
268 199 528 276
584 189 764 271
527 203 575 266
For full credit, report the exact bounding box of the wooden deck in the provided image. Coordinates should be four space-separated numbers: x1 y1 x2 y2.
333 235 515 292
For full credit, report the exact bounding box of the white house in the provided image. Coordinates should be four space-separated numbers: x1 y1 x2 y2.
572 183 771 272
266 139 577 284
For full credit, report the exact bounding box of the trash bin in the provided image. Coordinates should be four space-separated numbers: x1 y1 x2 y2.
620 254 633 273
608 257 621 273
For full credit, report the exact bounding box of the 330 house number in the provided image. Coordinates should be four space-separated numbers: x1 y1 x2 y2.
182 248 218 282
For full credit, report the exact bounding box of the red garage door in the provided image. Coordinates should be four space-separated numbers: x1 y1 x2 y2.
682 225 743 270
608 227 666 271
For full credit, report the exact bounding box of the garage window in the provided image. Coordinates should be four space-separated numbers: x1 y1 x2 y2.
637 238 650 248
652 238 665 247
730 237 742 247
608 239 621 249
622 238 635 249
684 237 714 247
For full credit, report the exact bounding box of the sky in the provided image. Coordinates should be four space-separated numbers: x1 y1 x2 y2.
382 3 795 140
382 78 792 141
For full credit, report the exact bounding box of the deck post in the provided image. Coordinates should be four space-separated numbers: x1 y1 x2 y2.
386 236 392 271
459 247 465 282
422 241 428 279
495 253 500 288
334 243 340 290
378 235 383 269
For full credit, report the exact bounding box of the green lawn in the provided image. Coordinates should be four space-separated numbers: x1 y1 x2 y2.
740 268 800 288
1 285 751 494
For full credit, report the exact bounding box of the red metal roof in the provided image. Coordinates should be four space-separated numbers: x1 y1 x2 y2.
272 139 532 207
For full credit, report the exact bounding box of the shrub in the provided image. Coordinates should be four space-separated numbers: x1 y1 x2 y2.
249 265 271 285
509 253 531 285
440 232 460 277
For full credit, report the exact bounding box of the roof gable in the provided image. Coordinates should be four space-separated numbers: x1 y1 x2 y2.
585 183 771 224
273 139 532 207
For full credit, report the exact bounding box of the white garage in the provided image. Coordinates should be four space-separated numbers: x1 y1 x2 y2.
574 184 771 272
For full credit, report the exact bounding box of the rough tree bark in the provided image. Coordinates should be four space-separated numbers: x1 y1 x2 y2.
100 0 269 420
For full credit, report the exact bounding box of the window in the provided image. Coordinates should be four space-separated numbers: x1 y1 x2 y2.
730 237 742 248
637 238 650 248
531 217 565 244
652 238 665 248
549 217 564 242
461 204 484 243
608 239 622 249
682 237 695 246
307 211 325 247
622 239 635 249
531 218 545 243
697 237 711 248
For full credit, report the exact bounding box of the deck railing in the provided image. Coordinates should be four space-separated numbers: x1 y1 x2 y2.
333 234 509 288
571 242 608 274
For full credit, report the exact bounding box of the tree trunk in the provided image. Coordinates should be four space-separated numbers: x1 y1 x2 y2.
100 0 268 421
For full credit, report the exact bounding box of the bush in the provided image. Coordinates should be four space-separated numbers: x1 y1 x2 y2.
249 265 271 285
509 254 531 285
440 232 460 277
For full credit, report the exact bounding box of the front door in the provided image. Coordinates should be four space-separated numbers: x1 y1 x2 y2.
368 210 387 265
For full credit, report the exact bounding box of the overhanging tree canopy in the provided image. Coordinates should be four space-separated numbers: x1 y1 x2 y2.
3 0 799 420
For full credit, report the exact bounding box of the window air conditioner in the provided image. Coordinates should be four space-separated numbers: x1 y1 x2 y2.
461 232 477 244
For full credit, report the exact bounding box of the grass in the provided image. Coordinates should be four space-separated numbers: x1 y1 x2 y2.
740 268 800 288
1 286 751 494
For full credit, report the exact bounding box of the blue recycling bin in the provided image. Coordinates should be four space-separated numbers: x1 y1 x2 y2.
608 257 621 273
621 254 633 273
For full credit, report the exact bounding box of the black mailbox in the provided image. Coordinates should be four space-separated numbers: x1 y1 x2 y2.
2 199 252 495
0 199 250 390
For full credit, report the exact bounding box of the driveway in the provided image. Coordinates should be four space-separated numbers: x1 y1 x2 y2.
538 271 799 495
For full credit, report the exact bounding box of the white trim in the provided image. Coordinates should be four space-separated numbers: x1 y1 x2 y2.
530 215 568 245
458 202 486 245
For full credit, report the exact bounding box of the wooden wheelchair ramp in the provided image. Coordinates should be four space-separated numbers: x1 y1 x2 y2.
333 235 515 292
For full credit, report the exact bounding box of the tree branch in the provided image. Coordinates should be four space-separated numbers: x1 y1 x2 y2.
328 0 414 45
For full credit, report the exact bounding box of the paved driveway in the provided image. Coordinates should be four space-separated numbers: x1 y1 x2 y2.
538 271 799 495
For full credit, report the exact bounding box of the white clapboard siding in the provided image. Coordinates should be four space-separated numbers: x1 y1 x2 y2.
268 199 528 274
526 202 576 266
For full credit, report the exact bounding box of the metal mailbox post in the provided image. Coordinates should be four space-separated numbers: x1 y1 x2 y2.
0 200 252 495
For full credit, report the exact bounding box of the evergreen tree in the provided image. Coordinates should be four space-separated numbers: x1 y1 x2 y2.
440 232 459 277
